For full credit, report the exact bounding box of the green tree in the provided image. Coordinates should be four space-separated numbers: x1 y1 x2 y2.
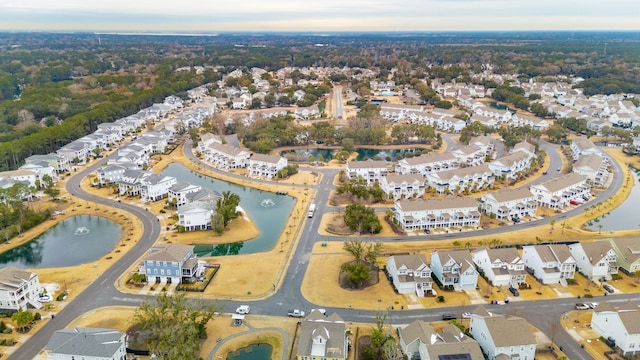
211 213 225 235
340 262 370 287
133 293 218 360
11 308 34 333
343 204 381 234
216 191 240 227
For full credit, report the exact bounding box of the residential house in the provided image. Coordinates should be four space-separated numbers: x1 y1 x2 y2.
399 321 484 360
510 113 550 131
469 307 537 360
394 197 481 231
345 160 388 184
425 164 494 194
45 328 127 360
529 173 590 209
168 182 203 207
430 249 479 290
395 152 459 176
95 163 133 187
488 151 534 180
176 200 217 231
0 266 42 311
571 137 601 161
573 154 609 187
0 169 39 188
609 237 640 275
568 241 619 280
452 145 488 167
140 174 177 202
296 310 348 360
472 247 527 288
591 302 640 356
379 174 426 200
512 141 537 158
24 153 71 173
204 143 250 169
385 254 432 296
247 153 288 179
480 187 537 220
294 105 321 120
522 244 576 285
139 244 203 284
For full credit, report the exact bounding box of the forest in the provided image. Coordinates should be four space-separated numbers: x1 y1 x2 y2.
0 31 639 169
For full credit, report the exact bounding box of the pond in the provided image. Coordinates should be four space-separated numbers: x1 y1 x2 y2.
160 163 295 256
227 343 273 360
487 101 509 110
0 215 122 269
586 170 640 232
281 148 336 162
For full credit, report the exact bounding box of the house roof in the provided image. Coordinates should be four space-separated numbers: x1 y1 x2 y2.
250 153 282 164
491 151 530 168
531 173 586 193
572 137 598 152
479 312 536 347
347 160 388 169
610 237 640 264
476 247 521 264
528 244 574 264
0 266 36 291
574 154 605 171
296 312 346 358
144 244 193 263
384 174 425 184
400 152 457 166
435 250 475 273
388 254 428 271
597 301 640 334
397 197 478 212
513 141 536 155
572 241 614 265
429 164 492 182
400 321 483 360
483 187 533 203
45 328 125 357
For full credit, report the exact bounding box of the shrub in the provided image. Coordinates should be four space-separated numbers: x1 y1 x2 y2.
56 293 66 301
437 295 445 303
34 313 41 321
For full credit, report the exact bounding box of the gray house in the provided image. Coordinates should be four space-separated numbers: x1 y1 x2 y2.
45 327 127 360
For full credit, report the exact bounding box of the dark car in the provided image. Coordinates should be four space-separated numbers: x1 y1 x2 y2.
423 228 431 234
603 284 614 293
509 287 520 297
542 171 548 175
441 313 456 320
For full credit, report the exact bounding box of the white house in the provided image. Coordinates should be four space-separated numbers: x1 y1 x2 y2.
399 321 484 360
345 160 388 184
472 247 527 288
529 173 590 209
379 174 426 200
45 328 127 360
176 200 217 231
247 153 288 179
394 197 481 231
168 182 203 207
0 169 39 188
296 311 348 360
425 164 494 194
568 241 619 280
591 301 640 356
204 142 250 169
480 187 537 220
488 151 534 180
451 145 488 167
573 153 609 187
469 307 537 360
430 250 478 290
385 254 432 296
571 137 601 161
395 152 459 176
522 244 576 285
0 266 42 311
140 174 177 202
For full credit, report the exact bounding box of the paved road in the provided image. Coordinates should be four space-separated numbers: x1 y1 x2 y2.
10 137 626 359
333 85 344 120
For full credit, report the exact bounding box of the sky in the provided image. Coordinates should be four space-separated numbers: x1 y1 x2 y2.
1 0 639 32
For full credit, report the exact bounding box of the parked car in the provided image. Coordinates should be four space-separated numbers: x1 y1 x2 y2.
462 312 472 319
441 313 456 320
587 302 599 309
235 305 250 314
542 171 548 175
603 284 615 293
509 287 520 297
575 303 590 310
38 294 52 303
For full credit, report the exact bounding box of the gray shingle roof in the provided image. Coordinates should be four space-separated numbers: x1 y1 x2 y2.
45 328 125 357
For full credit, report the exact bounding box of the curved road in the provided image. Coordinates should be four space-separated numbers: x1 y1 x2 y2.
9 138 628 359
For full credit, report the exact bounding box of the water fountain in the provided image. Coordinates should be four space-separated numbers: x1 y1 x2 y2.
74 226 91 236
260 199 276 208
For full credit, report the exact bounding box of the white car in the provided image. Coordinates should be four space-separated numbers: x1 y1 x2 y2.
39 294 52 303
235 305 250 314
462 312 472 318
